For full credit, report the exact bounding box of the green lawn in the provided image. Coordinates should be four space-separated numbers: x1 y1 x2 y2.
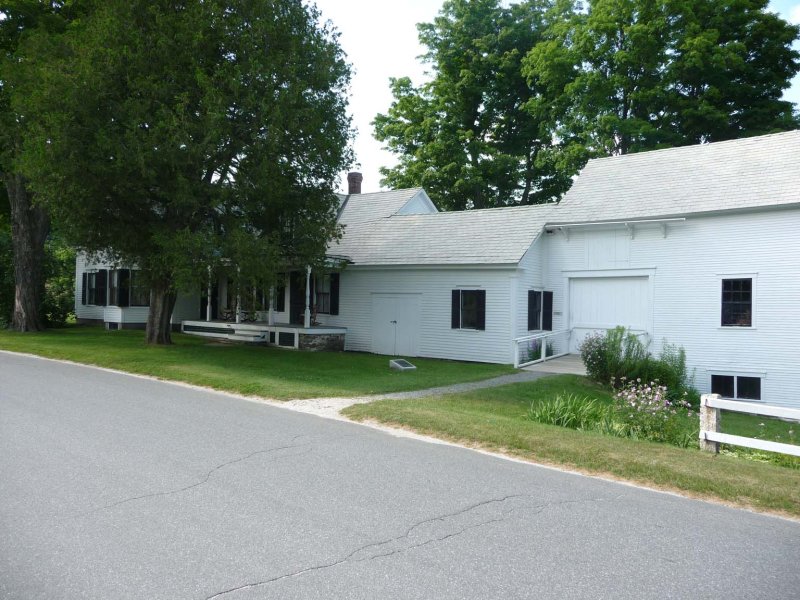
343 375 800 516
0 326 513 399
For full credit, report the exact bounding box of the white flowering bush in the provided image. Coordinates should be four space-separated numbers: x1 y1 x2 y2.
612 378 697 447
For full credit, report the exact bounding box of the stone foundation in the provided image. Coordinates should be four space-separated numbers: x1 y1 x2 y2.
298 333 345 352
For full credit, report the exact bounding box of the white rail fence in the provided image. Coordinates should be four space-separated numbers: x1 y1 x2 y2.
700 394 800 456
513 329 571 368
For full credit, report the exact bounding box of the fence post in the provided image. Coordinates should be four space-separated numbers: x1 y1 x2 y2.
699 393 721 453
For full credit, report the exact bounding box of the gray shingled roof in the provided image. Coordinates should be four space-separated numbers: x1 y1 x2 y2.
336 188 426 227
553 129 800 223
332 203 556 265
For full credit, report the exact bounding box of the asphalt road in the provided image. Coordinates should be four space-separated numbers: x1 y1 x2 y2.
1 352 798 600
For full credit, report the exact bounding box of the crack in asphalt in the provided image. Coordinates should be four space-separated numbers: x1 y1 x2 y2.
66 436 312 520
204 493 619 599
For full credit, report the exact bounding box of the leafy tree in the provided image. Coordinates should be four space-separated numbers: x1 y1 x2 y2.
374 0 576 210
0 1 81 331
18 0 353 344
524 0 800 157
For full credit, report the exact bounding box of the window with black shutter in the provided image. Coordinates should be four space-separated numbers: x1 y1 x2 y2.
81 273 87 305
528 291 542 331
96 269 108 306
451 289 486 330
527 290 553 331
118 269 130 307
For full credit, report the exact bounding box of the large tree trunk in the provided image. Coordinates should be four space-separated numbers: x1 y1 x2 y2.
6 173 49 331
145 279 177 344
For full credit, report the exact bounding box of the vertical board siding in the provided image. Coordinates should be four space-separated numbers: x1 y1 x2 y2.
543 208 800 408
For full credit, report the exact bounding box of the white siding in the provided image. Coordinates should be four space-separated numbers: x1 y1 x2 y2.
74 253 200 326
543 207 800 408
514 238 545 338
316 266 516 363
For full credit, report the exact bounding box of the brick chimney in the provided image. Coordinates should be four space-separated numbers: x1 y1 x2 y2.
347 171 363 195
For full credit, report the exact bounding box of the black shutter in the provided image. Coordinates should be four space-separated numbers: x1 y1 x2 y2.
542 291 553 331
275 275 286 312
528 290 542 330
81 273 87 305
476 289 486 330
118 269 130 307
97 269 108 306
329 273 340 315
451 290 460 329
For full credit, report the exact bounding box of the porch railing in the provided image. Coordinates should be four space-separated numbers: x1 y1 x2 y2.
513 329 571 368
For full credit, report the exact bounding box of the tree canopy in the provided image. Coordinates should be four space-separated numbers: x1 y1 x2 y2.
524 0 800 156
17 0 353 343
375 0 800 210
374 0 577 210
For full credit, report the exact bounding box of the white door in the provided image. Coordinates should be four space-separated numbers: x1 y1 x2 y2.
371 294 421 356
569 276 650 352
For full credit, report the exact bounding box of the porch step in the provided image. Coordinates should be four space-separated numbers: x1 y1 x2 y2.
228 333 266 343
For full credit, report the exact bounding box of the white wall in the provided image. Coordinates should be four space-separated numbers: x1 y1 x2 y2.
543 207 800 408
75 253 200 326
316 266 517 363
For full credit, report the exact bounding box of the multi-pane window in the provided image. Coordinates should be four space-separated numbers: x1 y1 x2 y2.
129 270 150 307
711 374 761 401
721 278 752 327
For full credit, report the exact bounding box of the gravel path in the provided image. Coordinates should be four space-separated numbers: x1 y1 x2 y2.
282 370 548 420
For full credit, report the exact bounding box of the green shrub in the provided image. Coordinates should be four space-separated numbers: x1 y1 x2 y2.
580 327 699 402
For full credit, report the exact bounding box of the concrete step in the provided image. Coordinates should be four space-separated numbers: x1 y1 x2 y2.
227 333 266 343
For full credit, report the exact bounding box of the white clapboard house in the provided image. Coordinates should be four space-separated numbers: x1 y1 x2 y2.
75 130 800 407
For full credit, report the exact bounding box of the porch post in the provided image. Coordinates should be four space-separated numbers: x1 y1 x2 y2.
268 285 275 326
235 266 241 324
304 265 311 328
206 266 212 322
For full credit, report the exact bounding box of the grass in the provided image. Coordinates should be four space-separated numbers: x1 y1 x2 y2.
343 375 800 516
0 326 513 400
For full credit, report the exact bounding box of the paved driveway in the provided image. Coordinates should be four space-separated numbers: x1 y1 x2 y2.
1 352 798 599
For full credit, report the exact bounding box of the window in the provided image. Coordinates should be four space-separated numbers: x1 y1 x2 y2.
85 270 107 306
451 289 486 330
527 290 554 331
312 273 339 315
109 269 130 307
721 278 752 327
711 374 761 401
129 270 149 307
314 274 331 314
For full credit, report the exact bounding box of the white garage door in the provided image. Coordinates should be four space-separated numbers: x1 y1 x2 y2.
371 294 422 357
569 276 650 352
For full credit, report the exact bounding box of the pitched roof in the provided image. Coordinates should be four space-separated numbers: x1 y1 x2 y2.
552 129 800 224
336 188 428 227
332 203 556 266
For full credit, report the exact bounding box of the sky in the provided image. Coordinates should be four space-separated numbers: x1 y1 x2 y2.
311 0 800 194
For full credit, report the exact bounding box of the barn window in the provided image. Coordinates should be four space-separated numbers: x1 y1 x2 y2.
451 289 485 330
721 278 752 327
711 374 761 401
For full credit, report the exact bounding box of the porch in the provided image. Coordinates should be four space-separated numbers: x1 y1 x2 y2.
181 320 346 351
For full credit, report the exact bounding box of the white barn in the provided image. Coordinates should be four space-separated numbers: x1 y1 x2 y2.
74 130 800 407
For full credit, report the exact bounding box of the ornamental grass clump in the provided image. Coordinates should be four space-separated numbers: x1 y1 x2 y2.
527 393 610 430
612 378 698 448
